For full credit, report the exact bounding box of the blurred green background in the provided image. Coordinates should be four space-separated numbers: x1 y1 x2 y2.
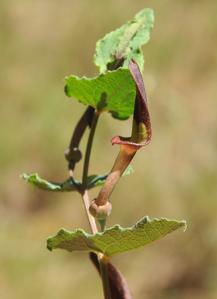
1 0 217 298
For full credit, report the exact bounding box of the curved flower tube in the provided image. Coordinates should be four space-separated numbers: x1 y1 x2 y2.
65 106 94 175
111 59 151 148
89 60 152 217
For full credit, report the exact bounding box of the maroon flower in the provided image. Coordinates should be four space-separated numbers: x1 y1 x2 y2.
111 59 152 151
90 60 152 217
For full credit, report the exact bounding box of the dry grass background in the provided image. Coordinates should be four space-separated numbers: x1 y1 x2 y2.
0 0 217 298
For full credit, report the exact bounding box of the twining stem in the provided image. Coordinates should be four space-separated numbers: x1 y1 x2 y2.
80 109 111 299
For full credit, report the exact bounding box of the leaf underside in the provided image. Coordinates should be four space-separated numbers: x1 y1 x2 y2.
47 217 186 256
22 173 79 192
94 8 154 73
21 167 133 192
65 68 136 120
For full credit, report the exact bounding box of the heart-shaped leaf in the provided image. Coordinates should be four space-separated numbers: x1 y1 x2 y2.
94 8 154 73
65 68 136 120
47 216 186 256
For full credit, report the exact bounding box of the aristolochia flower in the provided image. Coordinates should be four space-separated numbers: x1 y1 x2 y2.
111 59 151 150
90 60 152 220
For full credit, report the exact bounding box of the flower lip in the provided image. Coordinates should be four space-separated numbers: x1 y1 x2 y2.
111 136 146 148
111 60 152 149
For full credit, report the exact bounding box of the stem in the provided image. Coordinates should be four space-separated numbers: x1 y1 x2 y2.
82 190 98 234
80 110 99 234
80 109 111 299
82 111 99 189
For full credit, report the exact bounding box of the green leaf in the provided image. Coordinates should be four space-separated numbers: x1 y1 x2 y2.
87 165 134 189
22 167 133 193
87 174 108 189
94 8 154 73
47 216 186 256
65 68 136 120
22 173 80 192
